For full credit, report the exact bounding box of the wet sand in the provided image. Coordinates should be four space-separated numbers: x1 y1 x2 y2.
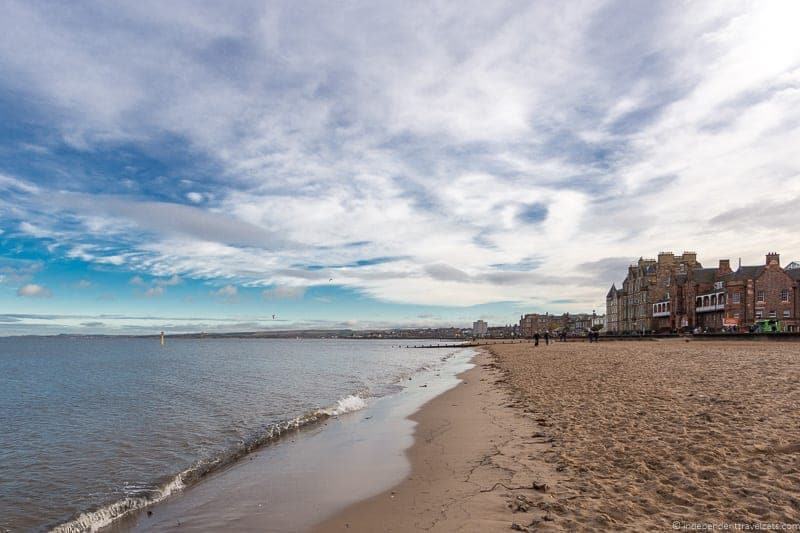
110 349 476 532
314 348 568 532
318 340 800 531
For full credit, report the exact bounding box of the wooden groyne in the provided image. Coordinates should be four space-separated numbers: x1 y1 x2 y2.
406 340 532 349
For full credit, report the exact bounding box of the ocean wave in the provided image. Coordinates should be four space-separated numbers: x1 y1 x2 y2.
50 393 368 532
323 394 367 416
51 475 185 533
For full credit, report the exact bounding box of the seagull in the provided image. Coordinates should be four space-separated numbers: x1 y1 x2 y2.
272 314 276 320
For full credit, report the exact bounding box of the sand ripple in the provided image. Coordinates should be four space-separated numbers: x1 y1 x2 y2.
491 340 800 530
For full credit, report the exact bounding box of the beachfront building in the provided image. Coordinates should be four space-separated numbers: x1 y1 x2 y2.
605 283 622 335
518 312 569 337
722 253 799 332
607 251 800 333
472 320 488 337
612 252 701 333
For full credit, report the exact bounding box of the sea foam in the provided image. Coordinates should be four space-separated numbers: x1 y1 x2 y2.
325 394 367 416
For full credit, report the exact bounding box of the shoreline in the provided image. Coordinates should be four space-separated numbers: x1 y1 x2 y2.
313 347 567 532
108 348 477 532
315 340 800 531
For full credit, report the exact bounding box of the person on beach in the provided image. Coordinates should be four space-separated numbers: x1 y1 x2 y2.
533 332 540 346
544 331 550 345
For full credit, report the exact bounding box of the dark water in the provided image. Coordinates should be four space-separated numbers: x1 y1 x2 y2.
0 337 452 531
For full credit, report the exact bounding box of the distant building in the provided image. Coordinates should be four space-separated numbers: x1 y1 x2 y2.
486 325 516 338
591 312 606 332
519 312 569 337
472 320 488 337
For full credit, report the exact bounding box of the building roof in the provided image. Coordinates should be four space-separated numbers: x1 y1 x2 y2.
787 261 800 270
692 267 719 284
606 283 617 298
730 265 765 281
787 268 800 281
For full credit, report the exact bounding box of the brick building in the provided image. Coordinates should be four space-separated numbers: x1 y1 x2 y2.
608 252 700 333
518 313 568 337
722 253 798 332
606 251 800 333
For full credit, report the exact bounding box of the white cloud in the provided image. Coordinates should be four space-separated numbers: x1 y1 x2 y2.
186 192 204 204
144 286 164 298
261 286 306 300
211 284 239 303
1 2 800 312
212 285 237 297
156 274 182 286
17 284 52 298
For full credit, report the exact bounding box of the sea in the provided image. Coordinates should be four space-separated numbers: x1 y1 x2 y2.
0 336 470 532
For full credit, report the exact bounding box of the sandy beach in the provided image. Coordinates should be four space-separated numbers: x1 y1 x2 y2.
317 340 800 531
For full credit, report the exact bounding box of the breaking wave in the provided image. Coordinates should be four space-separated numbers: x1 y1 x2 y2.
51 393 368 532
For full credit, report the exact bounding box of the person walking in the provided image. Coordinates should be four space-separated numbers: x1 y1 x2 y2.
533 332 540 346
544 331 550 345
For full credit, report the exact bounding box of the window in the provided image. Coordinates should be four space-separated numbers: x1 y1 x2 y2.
696 298 702 307
757 290 765 302
734 313 740 318
769 311 777 318
733 292 741 304
781 289 789 302
756 311 763 319
784 310 791 318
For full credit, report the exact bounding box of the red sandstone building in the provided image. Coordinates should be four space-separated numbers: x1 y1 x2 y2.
606 251 800 333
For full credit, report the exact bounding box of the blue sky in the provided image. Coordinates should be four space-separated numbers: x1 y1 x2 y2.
2 1 800 335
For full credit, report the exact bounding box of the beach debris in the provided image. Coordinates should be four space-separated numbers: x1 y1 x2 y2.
754 442 800 454
420 384 428 388
508 494 533 513
510 523 528 531
532 481 549 492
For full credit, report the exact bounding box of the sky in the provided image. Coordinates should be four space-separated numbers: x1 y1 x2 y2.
1 0 800 335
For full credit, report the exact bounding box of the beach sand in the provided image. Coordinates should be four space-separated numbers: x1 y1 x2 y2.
317 340 800 531
314 348 569 532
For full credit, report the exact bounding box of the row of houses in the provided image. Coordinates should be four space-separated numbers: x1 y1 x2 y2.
518 311 605 336
606 251 800 334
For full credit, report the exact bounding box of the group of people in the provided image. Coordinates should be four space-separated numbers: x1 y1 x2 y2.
532 330 600 345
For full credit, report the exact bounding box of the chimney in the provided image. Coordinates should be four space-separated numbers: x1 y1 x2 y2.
718 259 731 274
681 251 697 264
766 252 780 266
658 252 675 265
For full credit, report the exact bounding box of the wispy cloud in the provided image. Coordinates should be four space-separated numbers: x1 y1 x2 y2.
211 284 239 303
17 284 52 298
144 286 164 298
0 0 799 325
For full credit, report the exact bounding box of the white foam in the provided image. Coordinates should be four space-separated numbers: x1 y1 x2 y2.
51 474 185 532
325 394 367 416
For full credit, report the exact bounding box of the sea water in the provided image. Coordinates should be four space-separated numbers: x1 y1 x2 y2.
0 337 462 531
